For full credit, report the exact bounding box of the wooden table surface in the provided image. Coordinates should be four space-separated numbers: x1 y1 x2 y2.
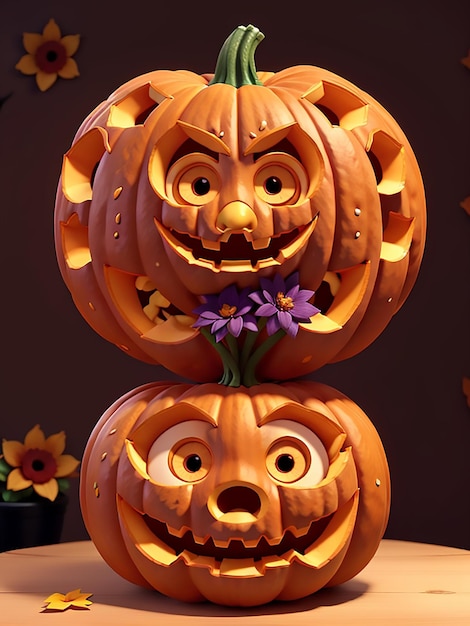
0 539 469 625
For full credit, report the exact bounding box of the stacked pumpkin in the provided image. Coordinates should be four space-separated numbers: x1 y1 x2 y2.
54 25 425 605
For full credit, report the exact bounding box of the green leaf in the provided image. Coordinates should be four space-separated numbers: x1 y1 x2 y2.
2 487 34 502
56 478 70 493
0 457 12 475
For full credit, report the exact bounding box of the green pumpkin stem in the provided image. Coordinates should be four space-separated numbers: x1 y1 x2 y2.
208 24 264 88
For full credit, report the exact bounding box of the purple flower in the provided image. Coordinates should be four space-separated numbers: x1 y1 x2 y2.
249 272 320 337
193 284 258 342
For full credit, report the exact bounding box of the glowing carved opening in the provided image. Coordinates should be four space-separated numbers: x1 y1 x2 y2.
108 84 161 128
381 212 415 262
61 213 91 269
104 267 197 344
305 262 371 333
366 130 405 196
302 81 369 130
62 127 109 203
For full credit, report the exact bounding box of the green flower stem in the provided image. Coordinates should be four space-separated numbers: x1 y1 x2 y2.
240 318 267 370
200 328 241 387
242 329 286 387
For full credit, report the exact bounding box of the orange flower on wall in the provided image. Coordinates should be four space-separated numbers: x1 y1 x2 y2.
1 424 80 501
15 18 80 91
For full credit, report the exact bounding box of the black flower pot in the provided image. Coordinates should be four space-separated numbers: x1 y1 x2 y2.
0 493 68 552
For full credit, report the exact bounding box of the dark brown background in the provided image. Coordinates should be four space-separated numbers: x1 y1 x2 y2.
1 0 469 550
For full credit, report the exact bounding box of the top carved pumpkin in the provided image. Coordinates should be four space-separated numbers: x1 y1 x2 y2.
54 25 426 382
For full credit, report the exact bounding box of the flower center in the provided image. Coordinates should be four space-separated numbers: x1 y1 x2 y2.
276 292 294 311
219 303 237 317
21 448 57 484
35 41 67 73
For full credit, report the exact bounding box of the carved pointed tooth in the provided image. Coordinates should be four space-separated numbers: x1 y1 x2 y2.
257 555 291 573
181 551 217 573
117 499 179 566
292 492 359 569
166 524 190 539
201 238 221 251
212 536 232 548
252 236 271 250
220 558 264 578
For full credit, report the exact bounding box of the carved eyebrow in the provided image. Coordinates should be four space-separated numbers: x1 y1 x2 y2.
244 122 297 156
177 120 231 155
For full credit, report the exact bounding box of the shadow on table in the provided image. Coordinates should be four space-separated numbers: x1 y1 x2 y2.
96 580 369 617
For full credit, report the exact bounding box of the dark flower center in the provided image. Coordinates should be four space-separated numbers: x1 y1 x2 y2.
219 303 237 317
276 292 294 311
21 448 57 484
35 41 67 73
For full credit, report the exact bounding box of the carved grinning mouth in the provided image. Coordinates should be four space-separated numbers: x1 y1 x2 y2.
117 492 359 577
155 217 318 271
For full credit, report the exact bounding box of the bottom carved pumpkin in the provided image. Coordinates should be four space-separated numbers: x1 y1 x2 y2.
80 380 390 606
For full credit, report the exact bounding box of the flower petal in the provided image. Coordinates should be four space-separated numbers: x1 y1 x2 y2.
22 33 44 54
36 71 58 91
255 303 277 317
15 54 39 75
248 291 265 305
55 454 80 477
25 424 46 449
266 316 281 336
61 34 80 56
6 468 32 491
228 316 243 337
293 301 320 319
44 431 66 457
43 18 62 41
214 326 228 342
2 440 25 467
277 310 294 333
34 478 59 501
58 57 80 79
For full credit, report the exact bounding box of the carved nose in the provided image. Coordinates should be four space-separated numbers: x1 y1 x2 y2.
207 481 268 524
216 201 258 231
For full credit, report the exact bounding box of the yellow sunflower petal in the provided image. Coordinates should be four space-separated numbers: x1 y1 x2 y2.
2 440 25 467
24 424 46 449
58 57 80 79
23 32 44 54
7 468 32 491
15 54 39 75
36 71 58 91
44 431 66 457
61 34 80 57
55 454 80 477
42 18 62 41
34 478 59 501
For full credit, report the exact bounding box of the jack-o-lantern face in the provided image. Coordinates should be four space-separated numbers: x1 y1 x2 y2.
54 25 426 382
80 380 390 606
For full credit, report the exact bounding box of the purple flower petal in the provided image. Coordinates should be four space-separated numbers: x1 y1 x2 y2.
228 316 244 337
255 302 278 317
214 326 228 342
266 315 281 336
277 310 294 333
292 301 319 320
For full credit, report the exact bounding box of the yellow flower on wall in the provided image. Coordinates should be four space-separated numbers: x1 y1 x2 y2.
15 18 80 92
2 424 80 500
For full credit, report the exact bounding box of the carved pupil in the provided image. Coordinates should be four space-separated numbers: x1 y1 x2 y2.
192 177 210 196
264 176 282 195
276 454 295 473
184 454 202 472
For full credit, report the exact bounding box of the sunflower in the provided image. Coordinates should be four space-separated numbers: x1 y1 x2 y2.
15 18 80 92
1 424 80 501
